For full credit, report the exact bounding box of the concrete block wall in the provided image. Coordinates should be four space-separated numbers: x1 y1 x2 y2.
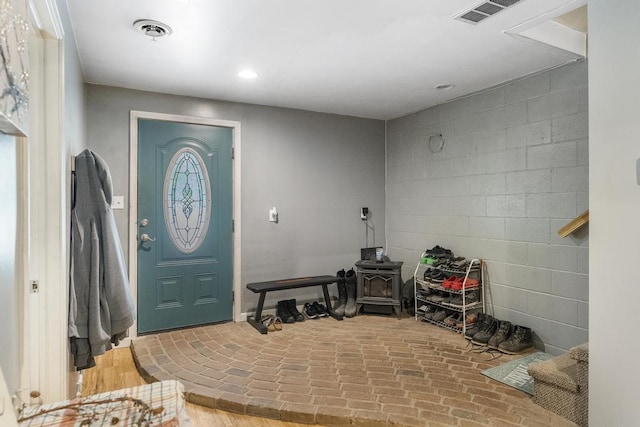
386 60 588 354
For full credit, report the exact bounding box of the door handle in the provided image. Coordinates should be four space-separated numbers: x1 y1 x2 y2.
140 233 156 242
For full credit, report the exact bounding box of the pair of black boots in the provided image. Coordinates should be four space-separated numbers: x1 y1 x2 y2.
276 299 304 323
465 313 533 354
334 269 357 318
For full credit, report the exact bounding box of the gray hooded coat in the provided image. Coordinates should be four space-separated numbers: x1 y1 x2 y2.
69 149 135 369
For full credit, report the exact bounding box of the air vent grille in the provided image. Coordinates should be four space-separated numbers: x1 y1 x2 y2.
460 10 489 23
491 0 521 7
476 3 503 15
455 0 523 25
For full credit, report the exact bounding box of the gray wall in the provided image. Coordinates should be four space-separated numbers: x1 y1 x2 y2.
0 134 19 392
589 0 639 423
86 85 386 313
386 60 588 354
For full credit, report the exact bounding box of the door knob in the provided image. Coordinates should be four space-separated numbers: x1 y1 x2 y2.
140 233 156 242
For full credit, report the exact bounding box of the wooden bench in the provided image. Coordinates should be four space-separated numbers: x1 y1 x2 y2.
246 275 343 334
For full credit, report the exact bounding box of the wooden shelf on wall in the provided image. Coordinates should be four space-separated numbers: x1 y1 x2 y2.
557 210 589 238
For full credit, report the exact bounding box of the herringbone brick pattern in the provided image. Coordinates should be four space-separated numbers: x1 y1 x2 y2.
131 315 576 426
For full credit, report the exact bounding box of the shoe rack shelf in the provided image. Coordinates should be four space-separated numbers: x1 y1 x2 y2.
413 256 485 335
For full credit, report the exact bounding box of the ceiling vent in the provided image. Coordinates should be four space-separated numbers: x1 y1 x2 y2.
456 0 523 25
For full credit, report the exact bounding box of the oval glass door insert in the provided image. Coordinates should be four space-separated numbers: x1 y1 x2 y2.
163 147 211 254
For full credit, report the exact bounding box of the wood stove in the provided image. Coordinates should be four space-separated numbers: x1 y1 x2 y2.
355 260 403 318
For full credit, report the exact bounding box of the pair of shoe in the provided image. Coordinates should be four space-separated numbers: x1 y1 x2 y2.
303 302 329 319
444 290 480 308
276 299 304 323
335 269 357 317
465 313 534 354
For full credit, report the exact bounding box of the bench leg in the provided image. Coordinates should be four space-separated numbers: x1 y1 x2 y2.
323 284 343 321
248 292 268 334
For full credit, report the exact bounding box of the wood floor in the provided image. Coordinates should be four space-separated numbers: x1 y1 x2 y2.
82 347 318 427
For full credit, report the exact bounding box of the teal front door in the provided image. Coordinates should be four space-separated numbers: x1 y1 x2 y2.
137 118 233 334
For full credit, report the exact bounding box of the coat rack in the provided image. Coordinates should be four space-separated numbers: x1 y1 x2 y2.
557 210 589 238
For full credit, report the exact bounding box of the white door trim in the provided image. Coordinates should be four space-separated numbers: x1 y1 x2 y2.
19 0 67 403
128 111 242 339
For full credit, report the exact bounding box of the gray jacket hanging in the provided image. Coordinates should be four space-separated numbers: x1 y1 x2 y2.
69 149 135 369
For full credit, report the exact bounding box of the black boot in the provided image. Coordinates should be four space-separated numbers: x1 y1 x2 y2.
498 325 533 354
344 268 357 317
334 269 347 316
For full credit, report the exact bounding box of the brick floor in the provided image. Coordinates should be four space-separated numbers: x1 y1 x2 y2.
131 315 576 426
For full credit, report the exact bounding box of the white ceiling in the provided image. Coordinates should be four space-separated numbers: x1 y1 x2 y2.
66 0 585 120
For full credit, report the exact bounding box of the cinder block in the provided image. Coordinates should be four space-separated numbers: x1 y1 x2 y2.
577 192 589 213
577 247 588 274
550 60 588 92
504 101 528 127
486 195 526 217
552 111 589 142
492 284 529 313
551 297 579 326
551 166 588 193
548 245 579 272
526 292 553 319
402 126 428 146
577 139 588 166
503 264 552 293
527 141 577 170
506 120 551 148
506 218 549 243
526 193 577 219
545 322 588 351
551 271 589 301
505 72 551 104
489 148 527 173
578 86 588 113
482 241 528 267
506 170 551 194
434 177 469 197
424 158 454 179
466 87 506 115
527 89 579 122
468 217 505 239
471 129 507 154
448 196 485 216
577 301 588 329
468 173 506 195
453 107 507 137
527 243 550 268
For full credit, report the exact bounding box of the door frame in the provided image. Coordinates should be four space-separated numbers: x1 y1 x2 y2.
129 111 242 339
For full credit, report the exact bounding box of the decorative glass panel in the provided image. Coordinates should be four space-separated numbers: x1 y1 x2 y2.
163 147 211 253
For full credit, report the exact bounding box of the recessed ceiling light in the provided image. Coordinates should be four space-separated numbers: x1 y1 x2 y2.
133 19 172 39
238 70 258 79
435 84 455 90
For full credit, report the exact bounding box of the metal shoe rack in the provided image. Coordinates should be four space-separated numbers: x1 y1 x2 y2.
413 256 485 335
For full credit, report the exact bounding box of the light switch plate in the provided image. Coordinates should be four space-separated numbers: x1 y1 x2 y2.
112 196 124 210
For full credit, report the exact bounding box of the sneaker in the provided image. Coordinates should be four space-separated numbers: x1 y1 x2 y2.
432 310 448 322
303 302 319 319
498 325 534 354
423 305 438 320
277 300 296 323
488 321 513 349
312 301 329 317
446 291 479 307
286 299 305 322
444 312 462 327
